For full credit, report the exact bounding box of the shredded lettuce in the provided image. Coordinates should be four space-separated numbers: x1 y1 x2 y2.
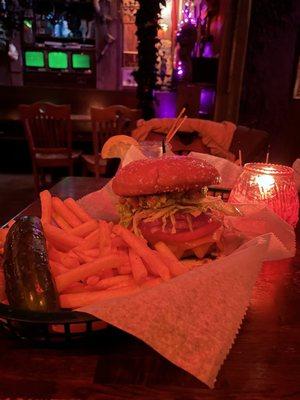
118 190 240 236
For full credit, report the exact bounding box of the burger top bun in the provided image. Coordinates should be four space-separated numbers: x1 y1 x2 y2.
112 156 220 196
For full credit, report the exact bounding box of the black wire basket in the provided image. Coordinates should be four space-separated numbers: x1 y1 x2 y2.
0 302 106 345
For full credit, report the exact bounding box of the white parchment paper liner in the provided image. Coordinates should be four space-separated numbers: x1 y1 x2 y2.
77 147 296 388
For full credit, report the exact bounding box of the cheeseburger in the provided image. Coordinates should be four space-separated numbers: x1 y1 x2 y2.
112 156 238 258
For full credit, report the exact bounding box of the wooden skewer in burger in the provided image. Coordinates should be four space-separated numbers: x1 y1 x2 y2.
112 156 239 259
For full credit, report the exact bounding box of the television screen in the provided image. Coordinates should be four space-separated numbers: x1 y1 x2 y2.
72 53 91 69
48 51 68 69
24 51 45 68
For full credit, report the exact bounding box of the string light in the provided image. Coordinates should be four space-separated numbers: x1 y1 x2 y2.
175 0 196 79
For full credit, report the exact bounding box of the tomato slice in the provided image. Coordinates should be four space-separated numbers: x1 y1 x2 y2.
140 220 221 244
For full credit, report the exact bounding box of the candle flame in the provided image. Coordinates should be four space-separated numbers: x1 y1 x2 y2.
254 174 275 197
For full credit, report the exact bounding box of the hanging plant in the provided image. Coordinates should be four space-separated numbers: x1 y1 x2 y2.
0 20 8 51
133 0 166 119
0 0 23 52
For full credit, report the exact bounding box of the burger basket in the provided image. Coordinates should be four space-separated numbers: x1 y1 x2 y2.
0 186 230 344
0 301 103 344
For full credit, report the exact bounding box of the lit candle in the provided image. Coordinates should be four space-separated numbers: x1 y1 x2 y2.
229 163 299 227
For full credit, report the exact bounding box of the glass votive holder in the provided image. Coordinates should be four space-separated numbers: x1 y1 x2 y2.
139 140 172 158
229 163 299 227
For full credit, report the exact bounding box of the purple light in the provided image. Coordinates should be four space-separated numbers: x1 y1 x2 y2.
202 42 214 58
154 91 177 118
199 87 216 115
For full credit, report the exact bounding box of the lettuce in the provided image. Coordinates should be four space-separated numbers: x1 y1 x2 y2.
118 191 240 235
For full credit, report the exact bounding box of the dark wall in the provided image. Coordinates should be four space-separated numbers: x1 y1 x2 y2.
0 58 11 86
239 0 300 164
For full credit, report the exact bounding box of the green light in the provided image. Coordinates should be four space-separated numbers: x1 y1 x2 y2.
72 53 91 69
24 19 33 29
48 52 68 69
24 51 45 68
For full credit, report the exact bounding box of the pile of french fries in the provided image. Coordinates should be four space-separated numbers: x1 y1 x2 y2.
0 190 208 309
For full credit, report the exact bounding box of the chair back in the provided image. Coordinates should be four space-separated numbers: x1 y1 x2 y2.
230 126 270 163
19 102 72 157
90 107 119 178
90 107 119 150
105 105 142 133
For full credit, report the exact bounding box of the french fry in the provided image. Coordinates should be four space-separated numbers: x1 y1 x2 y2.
108 282 138 290
98 220 112 255
143 261 161 277
44 223 83 251
52 197 82 228
50 260 69 276
52 212 72 232
181 258 208 269
60 286 140 308
113 225 170 281
111 235 127 248
48 245 62 263
141 277 163 289
64 197 92 223
48 246 79 269
59 253 80 269
40 190 52 224
55 254 122 292
166 244 185 259
61 282 89 294
74 229 99 252
72 248 94 264
178 234 215 250
96 274 133 290
85 249 100 258
70 220 98 238
128 248 148 284
115 249 132 275
118 262 132 275
193 243 213 259
153 242 189 277
86 275 100 286
99 268 115 279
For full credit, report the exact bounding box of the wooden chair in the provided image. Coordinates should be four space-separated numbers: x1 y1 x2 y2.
19 102 81 194
229 125 270 163
105 105 142 134
81 107 118 179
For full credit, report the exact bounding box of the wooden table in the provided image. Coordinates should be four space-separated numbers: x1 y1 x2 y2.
0 177 299 399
